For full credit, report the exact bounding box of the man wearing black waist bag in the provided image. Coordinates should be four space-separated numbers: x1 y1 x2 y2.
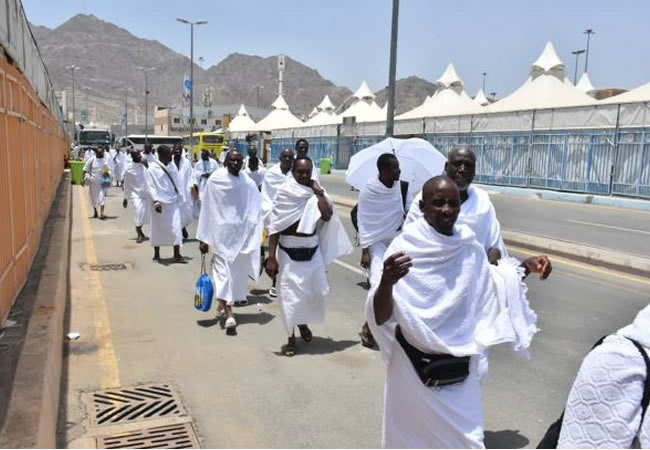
265 157 353 357
366 175 552 448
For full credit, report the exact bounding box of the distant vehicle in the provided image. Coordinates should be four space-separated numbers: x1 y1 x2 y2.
115 135 183 152
182 132 228 160
79 127 112 149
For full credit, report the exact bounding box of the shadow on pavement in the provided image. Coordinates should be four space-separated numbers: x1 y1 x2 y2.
197 318 220 328
233 311 275 326
484 429 530 449
275 336 358 357
157 256 193 266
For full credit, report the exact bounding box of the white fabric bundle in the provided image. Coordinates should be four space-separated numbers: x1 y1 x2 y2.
196 167 262 269
358 176 405 248
406 185 507 255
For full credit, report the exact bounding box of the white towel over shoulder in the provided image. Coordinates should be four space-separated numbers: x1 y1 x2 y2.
358 176 405 248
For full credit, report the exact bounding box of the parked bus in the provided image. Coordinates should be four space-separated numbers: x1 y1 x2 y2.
115 135 183 152
79 127 112 149
182 132 228 160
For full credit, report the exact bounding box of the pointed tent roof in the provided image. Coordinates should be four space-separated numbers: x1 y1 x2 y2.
228 104 258 133
256 95 303 131
353 80 376 100
308 106 319 118
600 81 650 104
317 94 336 111
576 73 596 93
473 88 490 106
396 63 478 119
306 110 342 126
485 42 594 113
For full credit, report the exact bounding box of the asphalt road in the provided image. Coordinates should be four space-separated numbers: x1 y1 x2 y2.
320 173 650 259
59 184 650 448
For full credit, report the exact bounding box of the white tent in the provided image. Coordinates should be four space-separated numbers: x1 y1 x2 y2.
317 95 336 112
352 80 376 101
485 42 595 113
308 106 319 118
396 63 478 119
256 94 304 131
339 81 386 122
576 73 596 94
600 81 650 104
473 88 490 106
228 104 258 133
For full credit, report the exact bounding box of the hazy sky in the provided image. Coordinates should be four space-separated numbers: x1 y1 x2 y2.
23 0 650 97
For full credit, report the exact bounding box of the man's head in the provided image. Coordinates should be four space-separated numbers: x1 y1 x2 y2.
377 153 400 183
292 156 313 186
279 148 294 173
173 144 183 162
248 146 258 159
95 147 105 159
419 175 460 236
130 149 142 163
157 145 172 165
445 146 476 191
144 143 153 154
201 149 210 161
295 139 309 158
226 150 243 176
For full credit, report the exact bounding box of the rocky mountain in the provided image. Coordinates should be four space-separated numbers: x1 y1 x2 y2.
374 76 439 114
30 14 432 126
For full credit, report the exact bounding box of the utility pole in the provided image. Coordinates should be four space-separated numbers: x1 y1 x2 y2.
482 72 487 92
137 66 156 144
584 28 595 73
255 84 264 108
177 18 208 155
65 65 79 143
572 49 585 84
385 0 399 138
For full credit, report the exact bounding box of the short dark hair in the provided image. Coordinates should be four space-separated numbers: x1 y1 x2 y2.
292 155 312 171
295 138 309 150
377 153 398 172
157 144 171 158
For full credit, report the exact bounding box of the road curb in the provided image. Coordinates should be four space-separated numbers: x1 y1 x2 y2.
0 173 72 448
331 196 650 277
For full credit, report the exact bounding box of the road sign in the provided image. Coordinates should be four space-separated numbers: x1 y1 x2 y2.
81 109 89 124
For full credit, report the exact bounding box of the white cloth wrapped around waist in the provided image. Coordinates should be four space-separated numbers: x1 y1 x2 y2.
279 234 319 249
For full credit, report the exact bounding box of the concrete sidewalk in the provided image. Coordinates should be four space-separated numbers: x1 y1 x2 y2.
329 193 650 278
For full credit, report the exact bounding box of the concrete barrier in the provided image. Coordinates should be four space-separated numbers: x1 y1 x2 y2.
0 173 71 448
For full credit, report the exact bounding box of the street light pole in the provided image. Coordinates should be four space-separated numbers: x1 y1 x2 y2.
482 72 487 92
584 28 595 73
255 84 264 108
137 66 156 144
385 0 399 138
66 65 79 143
177 18 207 156
572 49 585 84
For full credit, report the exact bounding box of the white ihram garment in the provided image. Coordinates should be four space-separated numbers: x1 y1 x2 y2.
146 161 183 247
559 305 650 449
110 149 127 182
196 168 262 305
143 153 157 165
405 185 507 256
366 218 537 448
268 177 353 334
192 158 219 199
175 158 195 227
83 156 111 207
260 163 290 226
244 166 266 190
123 161 150 227
358 177 411 287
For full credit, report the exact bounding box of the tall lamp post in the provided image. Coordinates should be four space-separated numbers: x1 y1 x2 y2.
482 72 487 92
65 65 79 143
255 84 264 108
136 66 156 144
176 18 208 155
583 28 595 73
120 87 132 141
572 50 585 84
385 0 400 138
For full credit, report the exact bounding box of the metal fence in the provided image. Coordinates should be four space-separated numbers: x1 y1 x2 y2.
271 127 650 199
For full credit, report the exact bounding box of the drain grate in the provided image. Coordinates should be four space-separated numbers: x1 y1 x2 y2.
89 263 129 271
84 383 187 427
96 422 199 449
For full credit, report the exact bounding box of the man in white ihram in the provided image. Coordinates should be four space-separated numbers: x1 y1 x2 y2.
82 145 113 220
122 149 150 243
357 153 411 348
265 156 352 356
145 145 185 263
198 150 262 331
367 175 552 448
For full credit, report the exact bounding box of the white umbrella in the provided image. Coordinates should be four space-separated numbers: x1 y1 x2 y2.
345 137 446 193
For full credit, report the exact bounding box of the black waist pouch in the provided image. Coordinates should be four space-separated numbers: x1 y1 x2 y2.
279 244 318 261
395 325 471 388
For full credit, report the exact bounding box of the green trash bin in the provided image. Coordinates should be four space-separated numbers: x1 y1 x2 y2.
70 161 85 185
319 157 331 175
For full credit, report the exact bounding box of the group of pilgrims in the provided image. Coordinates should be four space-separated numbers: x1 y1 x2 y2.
78 138 650 449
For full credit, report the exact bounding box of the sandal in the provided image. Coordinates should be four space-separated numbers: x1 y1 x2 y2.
360 324 376 348
298 324 313 343
283 337 297 357
225 317 237 329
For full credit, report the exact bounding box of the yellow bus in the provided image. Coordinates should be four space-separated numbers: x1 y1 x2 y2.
183 132 229 160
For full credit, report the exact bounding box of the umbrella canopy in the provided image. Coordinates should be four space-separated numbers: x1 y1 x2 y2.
345 137 446 193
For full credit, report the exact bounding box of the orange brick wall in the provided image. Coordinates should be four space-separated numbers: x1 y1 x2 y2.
0 57 69 324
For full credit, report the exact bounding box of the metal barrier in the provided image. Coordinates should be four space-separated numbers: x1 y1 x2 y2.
613 129 650 198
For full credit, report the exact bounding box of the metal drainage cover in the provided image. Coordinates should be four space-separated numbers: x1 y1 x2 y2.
88 263 129 271
96 422 199 449
84 383 187 427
